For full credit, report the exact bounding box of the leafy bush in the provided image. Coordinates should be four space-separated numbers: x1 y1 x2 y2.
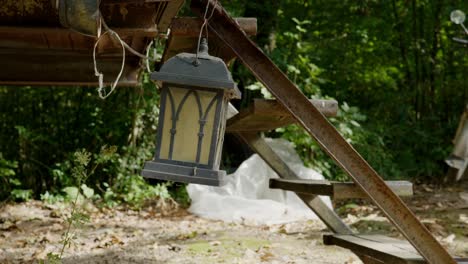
0 70 183 205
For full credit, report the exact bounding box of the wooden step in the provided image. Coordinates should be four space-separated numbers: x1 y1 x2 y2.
226 99 338 132
323 234 468 264
269 178 413 199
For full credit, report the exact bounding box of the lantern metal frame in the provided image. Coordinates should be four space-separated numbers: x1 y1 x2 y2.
142 39 240 186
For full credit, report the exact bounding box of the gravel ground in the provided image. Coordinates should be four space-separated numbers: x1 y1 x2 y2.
0 201 360 264
1 182 467 264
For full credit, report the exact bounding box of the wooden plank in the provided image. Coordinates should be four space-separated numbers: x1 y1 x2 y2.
0 26 159 38
269 179 333 196
237 132 353 234
227 99 338 132
170 17 257 37
324 235 468 264
0 51 141 86
269 179 413 199
323 234 425 264
158 0 185 32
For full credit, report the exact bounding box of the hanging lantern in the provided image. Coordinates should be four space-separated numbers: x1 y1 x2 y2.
142 39 241 186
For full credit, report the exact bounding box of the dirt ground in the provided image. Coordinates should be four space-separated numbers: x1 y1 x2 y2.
1 182 467 264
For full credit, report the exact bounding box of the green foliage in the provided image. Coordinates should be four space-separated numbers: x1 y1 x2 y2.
0 153 32 201
44 146 121 262
0 1 467 205
39 252 61 264
0 70 180 204
235 1 467 181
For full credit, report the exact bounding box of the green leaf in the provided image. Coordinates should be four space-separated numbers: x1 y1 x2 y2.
62 186 79 199
11 189 32 201
81 184 94 199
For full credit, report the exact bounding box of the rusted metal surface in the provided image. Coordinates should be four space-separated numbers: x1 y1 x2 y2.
191 1 456 263
237 132 352 234
226 99 337 132
269 179 414 200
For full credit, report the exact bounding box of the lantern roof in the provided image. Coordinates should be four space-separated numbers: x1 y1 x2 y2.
151 39 241 99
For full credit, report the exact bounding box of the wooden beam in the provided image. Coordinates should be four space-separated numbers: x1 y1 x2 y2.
163 17 257 63
269 179 414 200
0 26 159 38
227 99 338 132
158 0 185 32
170 17 257 37
0 52 141 86
323 234 425 264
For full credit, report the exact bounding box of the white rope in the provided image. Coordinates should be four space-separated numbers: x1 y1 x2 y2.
93 30 126 100
145 39 160 73
194 0 218 64
146 40 154 72
93 19 160 99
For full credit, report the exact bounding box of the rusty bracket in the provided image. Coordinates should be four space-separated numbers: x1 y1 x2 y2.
190 1 455 263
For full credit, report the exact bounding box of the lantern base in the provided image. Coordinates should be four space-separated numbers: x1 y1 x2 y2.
142 161 226 186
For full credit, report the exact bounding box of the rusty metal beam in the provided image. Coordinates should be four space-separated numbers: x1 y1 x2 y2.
191 1 455 263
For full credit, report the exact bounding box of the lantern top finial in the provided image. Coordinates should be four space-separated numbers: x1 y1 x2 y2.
199 38 209 57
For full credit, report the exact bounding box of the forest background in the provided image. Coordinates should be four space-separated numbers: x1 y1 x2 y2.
0 0 467 206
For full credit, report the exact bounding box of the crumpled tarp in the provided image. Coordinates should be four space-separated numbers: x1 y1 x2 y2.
187 138 332 225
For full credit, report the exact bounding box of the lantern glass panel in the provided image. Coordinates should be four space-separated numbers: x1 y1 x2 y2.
159 85 220 165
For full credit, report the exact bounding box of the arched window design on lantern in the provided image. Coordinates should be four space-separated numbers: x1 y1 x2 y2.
158 86 223 166
142 38 240 186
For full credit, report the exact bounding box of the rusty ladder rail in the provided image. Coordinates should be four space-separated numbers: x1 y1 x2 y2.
191 1 455 263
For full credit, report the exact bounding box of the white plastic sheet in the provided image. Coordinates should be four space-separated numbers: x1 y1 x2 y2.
187 138 332 225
